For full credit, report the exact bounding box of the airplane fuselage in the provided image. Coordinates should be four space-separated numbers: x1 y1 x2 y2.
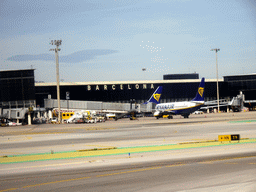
154 101 204 117
146 77 205 119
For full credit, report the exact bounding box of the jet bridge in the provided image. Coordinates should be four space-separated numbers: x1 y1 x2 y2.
202 93 244 112
44 99 153 113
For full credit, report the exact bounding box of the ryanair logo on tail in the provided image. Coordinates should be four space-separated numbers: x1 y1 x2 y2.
153 94 161 102
144 86 163 104
198 87 204 97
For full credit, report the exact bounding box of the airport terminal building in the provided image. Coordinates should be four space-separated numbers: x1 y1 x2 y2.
35 73 256 109
0 69 35 109
1 70 256 113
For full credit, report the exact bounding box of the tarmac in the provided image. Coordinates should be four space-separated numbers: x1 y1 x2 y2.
1 138 256 164
1 111 256 166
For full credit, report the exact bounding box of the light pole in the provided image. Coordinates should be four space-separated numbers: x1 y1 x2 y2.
211 48 220 113
50 40 62 123
142 68 146 80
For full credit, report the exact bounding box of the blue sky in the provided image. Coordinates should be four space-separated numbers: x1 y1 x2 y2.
0 0 255 82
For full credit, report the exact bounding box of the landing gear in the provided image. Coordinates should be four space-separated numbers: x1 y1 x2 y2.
183 114 189 118
168 115 173 119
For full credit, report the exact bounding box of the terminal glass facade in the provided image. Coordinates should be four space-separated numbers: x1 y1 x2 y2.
0 70 35 107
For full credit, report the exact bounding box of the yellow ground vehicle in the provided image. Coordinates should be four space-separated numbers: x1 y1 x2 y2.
62 112 74 121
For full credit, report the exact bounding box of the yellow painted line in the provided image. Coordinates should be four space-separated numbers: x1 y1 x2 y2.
76 147 117 152
198 162 213 164
96 172 126 177
20 132 72 135
232 156 254 160
1 176 91 191
1 188 19 192
67 127 115 131
0 176 91 192
179 140 217 144
199 155 256 164
83 144 116 148
1 139 256 164
166 164 186 167
96 166 163 177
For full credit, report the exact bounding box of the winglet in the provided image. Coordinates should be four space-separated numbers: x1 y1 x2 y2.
143 86 163 104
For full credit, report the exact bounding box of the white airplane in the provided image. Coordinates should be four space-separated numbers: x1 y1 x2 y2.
144 78 205 119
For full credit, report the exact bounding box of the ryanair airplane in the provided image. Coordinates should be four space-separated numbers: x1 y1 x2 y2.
145 78 205 119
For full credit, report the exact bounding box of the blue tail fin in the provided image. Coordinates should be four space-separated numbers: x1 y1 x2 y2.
144 86 163 104
192 78 205 102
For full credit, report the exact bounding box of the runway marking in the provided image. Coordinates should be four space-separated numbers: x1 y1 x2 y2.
19 132 72 135
96 166 163 178
96 172 125 177
1 139 256 164
0 176 91 192
199 155 256 164
66 127 116 131
166 164 186 167
0 166 163 191
198 162 213 164
84 144 116 148
0 188 19 192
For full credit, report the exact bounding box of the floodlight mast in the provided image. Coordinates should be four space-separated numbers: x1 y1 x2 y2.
50 40 62 123
211 48 220 113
